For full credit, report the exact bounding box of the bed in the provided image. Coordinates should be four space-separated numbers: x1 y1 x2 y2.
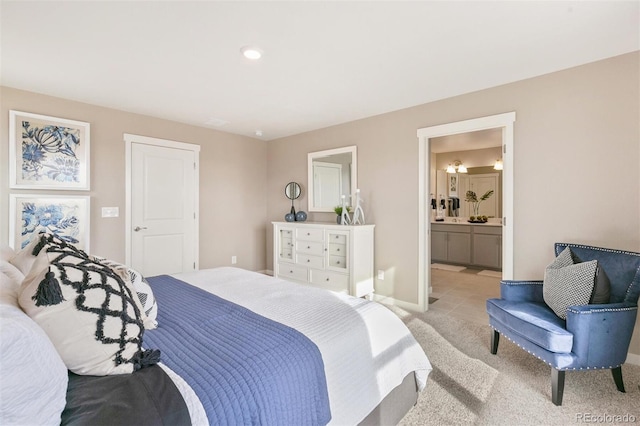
1 236 431 426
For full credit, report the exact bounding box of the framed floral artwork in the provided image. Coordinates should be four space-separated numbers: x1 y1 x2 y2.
9 194 90 251
9 110 90 190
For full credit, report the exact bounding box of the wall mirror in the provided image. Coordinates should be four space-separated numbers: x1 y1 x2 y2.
285 181 301 214
307 146 357 212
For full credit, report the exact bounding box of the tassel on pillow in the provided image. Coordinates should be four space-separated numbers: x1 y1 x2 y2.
32 269 65 306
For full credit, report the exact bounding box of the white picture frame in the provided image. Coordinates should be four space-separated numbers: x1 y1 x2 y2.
9 110 90 190
448 173 458 197
9 194 90 251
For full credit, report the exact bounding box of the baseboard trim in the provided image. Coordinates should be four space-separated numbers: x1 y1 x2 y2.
372 294 423 312
259 269 273 276
626 352 640 366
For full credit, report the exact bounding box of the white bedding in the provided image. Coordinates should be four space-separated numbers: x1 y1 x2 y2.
169 267 432 425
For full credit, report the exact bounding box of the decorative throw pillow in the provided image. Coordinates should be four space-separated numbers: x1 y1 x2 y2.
90 257 158 329
131 272 159 328
543 247 611 319
18 233 160 375
9 235 41 275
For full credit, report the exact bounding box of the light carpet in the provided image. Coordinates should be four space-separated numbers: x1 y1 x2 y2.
389 307 640 425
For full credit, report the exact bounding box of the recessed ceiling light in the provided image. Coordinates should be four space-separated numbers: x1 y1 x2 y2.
241 46 262 60
255 130 263 137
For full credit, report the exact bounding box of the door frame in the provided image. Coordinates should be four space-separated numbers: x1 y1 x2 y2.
417 112 515 312
124 133 200 268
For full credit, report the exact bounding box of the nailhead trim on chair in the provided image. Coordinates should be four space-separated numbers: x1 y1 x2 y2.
567 306 638 314
501 281 543 286
557 243 640 258
490 326 622 371
622 265 640 301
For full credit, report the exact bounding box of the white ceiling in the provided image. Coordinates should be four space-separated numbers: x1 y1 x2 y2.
1 1 638 141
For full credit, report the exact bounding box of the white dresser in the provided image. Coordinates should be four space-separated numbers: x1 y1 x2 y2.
272 221 375 297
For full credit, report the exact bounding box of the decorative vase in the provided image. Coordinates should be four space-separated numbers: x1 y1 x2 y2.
295 211 307 222
336 215 341 224
284 213 295 222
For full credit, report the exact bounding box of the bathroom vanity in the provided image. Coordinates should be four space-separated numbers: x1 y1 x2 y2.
431 221 502 269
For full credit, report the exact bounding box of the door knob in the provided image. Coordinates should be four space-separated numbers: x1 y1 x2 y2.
134 226 148 232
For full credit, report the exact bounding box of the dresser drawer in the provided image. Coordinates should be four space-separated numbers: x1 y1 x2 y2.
279 248 293 260
280 237 294 250
296 240 324 256
310 270 349 293
328 243 346 256
296 228 324 242
328 255 347 269
296 254 324 269
328 233 347 244
277 263 308 282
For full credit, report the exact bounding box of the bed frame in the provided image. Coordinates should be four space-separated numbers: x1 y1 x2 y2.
359 372 418 425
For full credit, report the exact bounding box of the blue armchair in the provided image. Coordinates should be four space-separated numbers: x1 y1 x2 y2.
486 243 640 405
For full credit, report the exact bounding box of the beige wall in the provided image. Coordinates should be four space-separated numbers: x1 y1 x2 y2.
266 52 640 355
2 52 638 356
0 86 268 271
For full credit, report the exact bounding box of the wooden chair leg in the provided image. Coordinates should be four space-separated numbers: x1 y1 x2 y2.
611 366 625 393
490 330 499 354
551 369 565 406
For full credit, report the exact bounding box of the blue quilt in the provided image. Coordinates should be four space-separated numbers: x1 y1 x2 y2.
144 275 331 426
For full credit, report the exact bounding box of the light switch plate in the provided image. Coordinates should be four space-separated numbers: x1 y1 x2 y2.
101 207 119 218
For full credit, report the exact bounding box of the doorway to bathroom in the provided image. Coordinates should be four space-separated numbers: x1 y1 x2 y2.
417 112 516 312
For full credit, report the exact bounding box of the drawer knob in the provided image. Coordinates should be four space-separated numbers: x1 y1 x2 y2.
336 261 341 264
326 278 330 281
307 259 310 263
336 248 340 252
307 232 311 236
289 270 294 273
307 246 311 249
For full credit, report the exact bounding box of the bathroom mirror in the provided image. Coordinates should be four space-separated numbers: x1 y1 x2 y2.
307 146 357 212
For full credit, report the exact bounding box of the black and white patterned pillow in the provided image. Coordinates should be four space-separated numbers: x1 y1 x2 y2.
90 257 158 329
543 247 610 319
129 269 158 328
18 233 160 375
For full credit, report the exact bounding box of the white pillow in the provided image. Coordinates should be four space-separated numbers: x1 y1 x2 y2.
8 236 40 275
0 244 15 262
19 234 156 376
0 300 68 425
0 262 24 306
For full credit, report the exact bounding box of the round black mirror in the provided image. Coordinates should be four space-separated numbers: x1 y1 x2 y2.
285 182 301 200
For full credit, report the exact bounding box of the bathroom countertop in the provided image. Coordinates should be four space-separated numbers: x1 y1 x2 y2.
431 220 502 227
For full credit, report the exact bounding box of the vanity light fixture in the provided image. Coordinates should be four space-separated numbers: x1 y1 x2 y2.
446 160 467 174
494 159 503 170
240 46 263 60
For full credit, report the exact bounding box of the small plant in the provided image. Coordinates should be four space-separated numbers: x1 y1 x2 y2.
334 206 352 216
465 190 494 217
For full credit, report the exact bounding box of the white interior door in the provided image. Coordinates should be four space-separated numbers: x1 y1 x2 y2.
313 161 342 208
128 137 198 276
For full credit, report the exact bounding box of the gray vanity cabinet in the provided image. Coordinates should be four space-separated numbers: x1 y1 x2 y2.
431 224 471 264
431 223 502 269
472 227 502 269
